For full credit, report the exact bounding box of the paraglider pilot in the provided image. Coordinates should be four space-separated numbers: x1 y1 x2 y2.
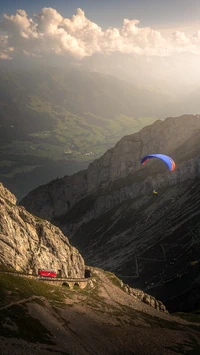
141 154 176 196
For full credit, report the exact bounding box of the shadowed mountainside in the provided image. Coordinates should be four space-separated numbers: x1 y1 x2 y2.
20 114 200 312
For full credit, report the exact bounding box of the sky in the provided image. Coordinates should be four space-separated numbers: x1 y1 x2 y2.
1 0 200 30
1 0 200 61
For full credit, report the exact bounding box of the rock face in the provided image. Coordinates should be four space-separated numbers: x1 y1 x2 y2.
0 183 85 277
123 285 168 314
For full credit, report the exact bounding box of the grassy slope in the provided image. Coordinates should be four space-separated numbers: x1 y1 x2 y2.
0 270 200 355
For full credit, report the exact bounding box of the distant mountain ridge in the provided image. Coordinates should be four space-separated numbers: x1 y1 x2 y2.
82 52 200 99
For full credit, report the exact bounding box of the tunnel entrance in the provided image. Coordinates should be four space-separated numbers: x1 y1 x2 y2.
85 269 91 278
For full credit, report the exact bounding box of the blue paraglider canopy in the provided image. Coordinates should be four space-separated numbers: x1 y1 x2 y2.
141 154 176 172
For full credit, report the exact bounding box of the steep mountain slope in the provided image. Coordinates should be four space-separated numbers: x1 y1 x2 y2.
69 178 200 312
20 114 200 312
0 65 164 200
0 182 84 277
1 269 200 355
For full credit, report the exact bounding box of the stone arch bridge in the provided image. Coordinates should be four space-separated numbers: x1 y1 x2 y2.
38 277 90 289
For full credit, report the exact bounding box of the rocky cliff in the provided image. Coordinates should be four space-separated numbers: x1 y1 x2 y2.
0 183 85 277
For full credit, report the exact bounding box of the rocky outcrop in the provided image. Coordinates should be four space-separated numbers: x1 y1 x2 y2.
0 182 17 205
123 285 168 314
88 266 169 314
0 183 85 277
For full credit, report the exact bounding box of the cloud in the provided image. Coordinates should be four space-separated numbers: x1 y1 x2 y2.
0 35 14 60
1 7 200 60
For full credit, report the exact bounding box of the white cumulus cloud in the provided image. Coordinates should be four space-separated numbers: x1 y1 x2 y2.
1 7 200 60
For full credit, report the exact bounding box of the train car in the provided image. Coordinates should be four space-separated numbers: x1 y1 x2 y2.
38 269 57 277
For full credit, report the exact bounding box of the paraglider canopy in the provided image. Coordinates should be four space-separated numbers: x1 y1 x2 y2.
141 154 176 172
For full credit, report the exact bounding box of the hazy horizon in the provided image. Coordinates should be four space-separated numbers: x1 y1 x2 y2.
1 2 200 101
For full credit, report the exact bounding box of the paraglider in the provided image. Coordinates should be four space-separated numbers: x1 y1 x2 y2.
141 154 176 195
141 154 176 171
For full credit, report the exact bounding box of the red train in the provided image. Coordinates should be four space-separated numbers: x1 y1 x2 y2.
38 269 57 277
